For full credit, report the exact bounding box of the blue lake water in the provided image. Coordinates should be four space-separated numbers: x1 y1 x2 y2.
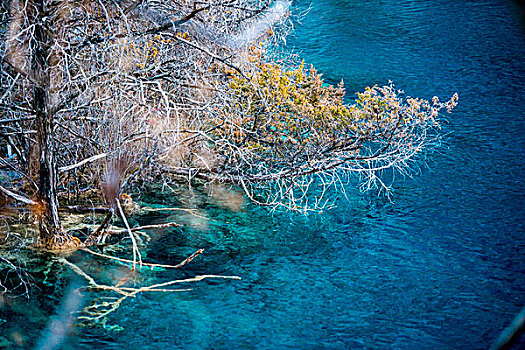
3 0 525 349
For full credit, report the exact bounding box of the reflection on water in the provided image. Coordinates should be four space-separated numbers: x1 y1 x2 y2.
2 0 525 348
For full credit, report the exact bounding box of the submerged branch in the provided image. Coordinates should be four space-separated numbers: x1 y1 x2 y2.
80 248 204 270
106 222 182 234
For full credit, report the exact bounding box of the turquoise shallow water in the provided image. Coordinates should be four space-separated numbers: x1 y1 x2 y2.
2 0 525 349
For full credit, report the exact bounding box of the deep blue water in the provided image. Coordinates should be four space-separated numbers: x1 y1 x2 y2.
3 0 525 349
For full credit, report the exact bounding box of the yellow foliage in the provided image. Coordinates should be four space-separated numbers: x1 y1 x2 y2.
208 46 446 170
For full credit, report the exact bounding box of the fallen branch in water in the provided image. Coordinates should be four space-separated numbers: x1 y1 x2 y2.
118 275 242 294
80 248 204 270
76 273 242 325
105 222 182 235
59 253 240 328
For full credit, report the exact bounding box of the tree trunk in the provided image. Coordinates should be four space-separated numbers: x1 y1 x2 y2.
33 84 65 245
28 0 77 248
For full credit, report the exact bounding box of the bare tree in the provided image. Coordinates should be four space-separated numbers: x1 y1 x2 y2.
0 0 457 249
